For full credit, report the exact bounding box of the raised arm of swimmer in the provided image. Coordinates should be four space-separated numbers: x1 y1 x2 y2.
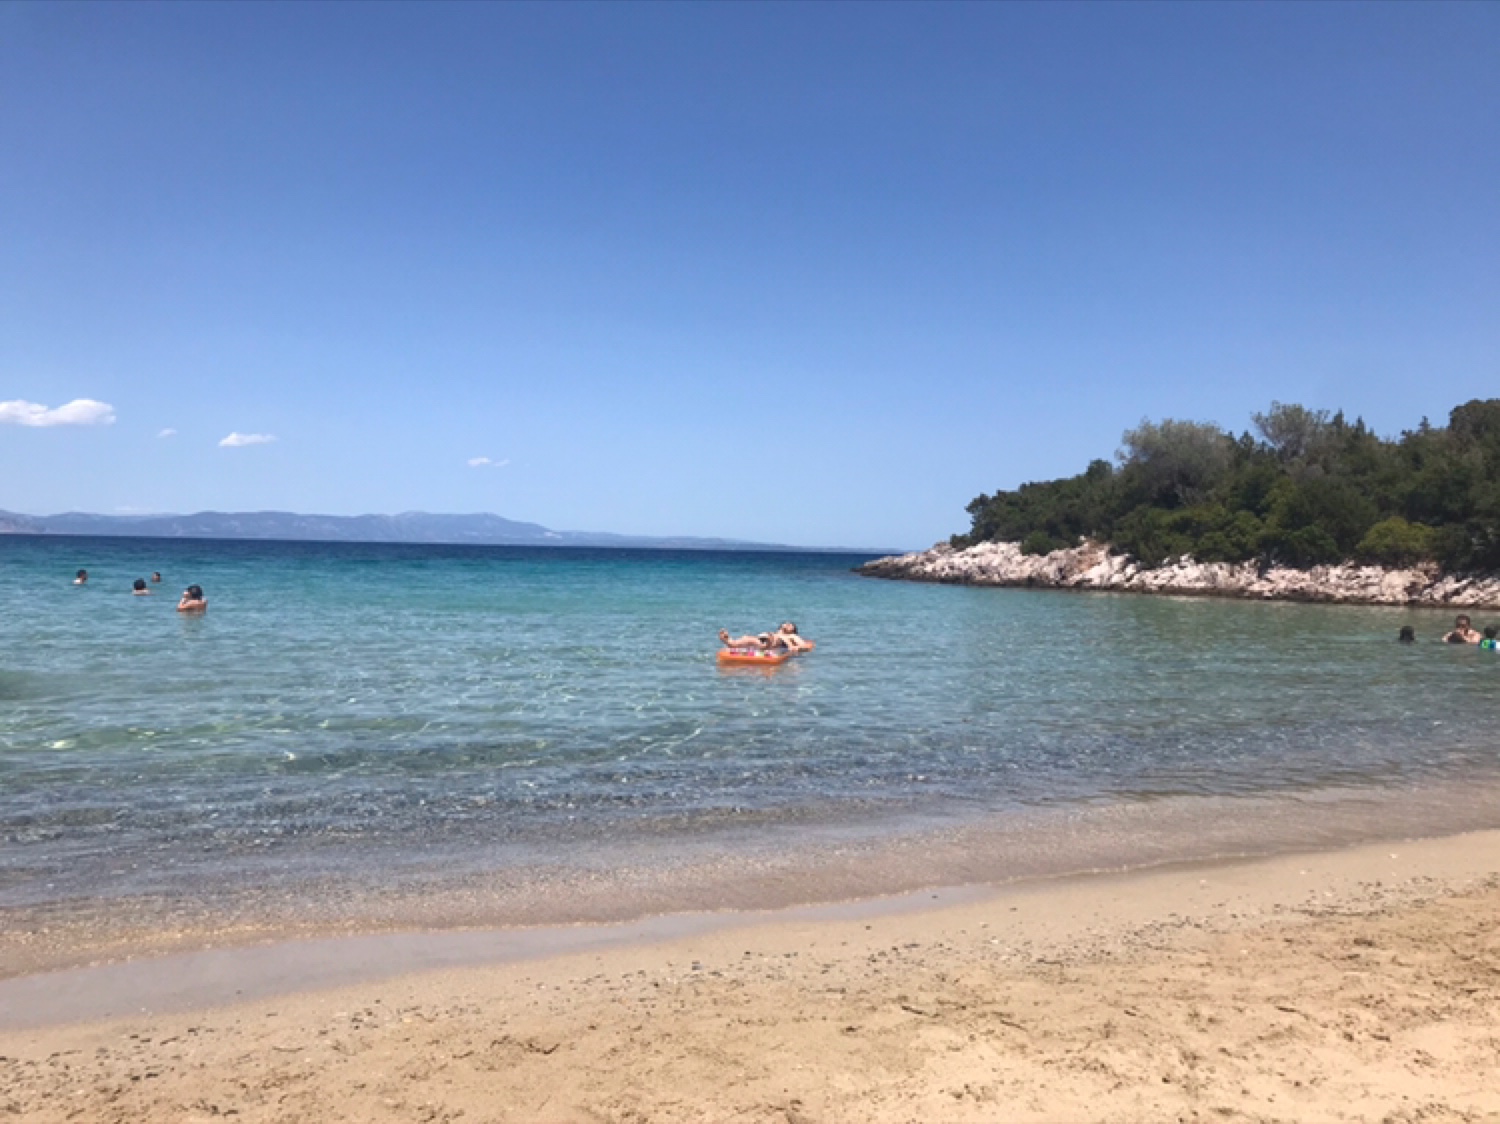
177 584 207 613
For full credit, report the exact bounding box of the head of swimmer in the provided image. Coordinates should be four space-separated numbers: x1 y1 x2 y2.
778 622 798 635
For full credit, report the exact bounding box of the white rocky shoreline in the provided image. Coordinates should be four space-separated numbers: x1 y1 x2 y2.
856 540 1500 609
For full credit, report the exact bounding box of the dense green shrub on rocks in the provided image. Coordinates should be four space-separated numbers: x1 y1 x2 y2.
1357 518 1438 567
956 399 1500 572
1020 530 1067 556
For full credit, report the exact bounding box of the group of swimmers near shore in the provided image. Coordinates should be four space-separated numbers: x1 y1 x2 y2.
1402 614 1500 647
718 622 815 653
71 568 207 612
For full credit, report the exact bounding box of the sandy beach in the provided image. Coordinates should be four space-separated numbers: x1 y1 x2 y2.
3 832 1499 1123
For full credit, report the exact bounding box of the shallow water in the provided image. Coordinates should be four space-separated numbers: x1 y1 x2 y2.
3 535 1498 941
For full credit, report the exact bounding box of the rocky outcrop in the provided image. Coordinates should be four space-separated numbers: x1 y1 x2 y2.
857 540 1500 608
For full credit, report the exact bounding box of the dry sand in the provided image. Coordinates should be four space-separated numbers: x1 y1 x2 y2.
3 832 1500 1123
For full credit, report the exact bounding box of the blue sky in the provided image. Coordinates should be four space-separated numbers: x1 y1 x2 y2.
2 2 1496 549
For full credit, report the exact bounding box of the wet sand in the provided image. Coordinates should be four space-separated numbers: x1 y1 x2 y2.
3 831 1499 1122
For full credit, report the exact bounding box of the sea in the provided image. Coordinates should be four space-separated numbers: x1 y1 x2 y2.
4 534 1500 963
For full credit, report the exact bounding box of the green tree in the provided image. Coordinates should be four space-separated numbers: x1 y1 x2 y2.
1252 402 1330 462
1117 419 1233 508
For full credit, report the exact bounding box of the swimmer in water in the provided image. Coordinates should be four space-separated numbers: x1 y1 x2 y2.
1482 627 1499 651
151 571 162 583
132 578 151 596
177 584 207 613
1398 626 1416 644
73 569 88 585
1444 614 1481 644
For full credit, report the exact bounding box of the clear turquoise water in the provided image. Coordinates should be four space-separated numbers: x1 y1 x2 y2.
4 535 1500 931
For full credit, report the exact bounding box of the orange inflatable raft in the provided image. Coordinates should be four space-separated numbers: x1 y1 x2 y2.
717 647 793 667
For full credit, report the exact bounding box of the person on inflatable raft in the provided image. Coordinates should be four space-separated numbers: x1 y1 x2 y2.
718 622 815 653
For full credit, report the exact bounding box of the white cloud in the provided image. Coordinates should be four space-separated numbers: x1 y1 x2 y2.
157 427 177 438
467 456 510 468
0 398 116 427
219 432 277 447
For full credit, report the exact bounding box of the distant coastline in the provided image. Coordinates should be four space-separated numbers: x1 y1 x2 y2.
857 539 1500 609
0 509 872 553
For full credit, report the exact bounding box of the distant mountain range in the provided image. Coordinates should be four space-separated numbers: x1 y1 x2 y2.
0 509 822 551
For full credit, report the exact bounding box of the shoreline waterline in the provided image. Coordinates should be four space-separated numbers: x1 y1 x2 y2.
7 773 1500 990
857 539 1500 608
4 822 1498 1034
